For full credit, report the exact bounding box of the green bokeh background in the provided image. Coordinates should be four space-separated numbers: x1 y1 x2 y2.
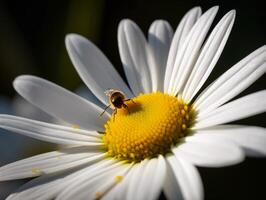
0 0 265 199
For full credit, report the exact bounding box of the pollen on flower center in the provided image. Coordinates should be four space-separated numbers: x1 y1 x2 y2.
103 92 195 162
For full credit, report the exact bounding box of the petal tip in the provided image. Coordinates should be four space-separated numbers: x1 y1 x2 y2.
119 19 133 27
228 9 236 19
208 5 219 15
213 5 219 10
65 33 74 43
13 75 30 91
65 33 85 47
192 6 202 13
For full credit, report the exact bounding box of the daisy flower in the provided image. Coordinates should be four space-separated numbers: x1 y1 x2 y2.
0 6 265 200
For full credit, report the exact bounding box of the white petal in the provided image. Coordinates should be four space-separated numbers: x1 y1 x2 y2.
148 20 173 92
65 34 133 105
182 10 235 102
0 146 104 181
164 7 202 91
0 115 103 145
195 45 266 114
92 163 132 200
165 154 203 200
73 167 126 200
101 163 136 200
195 90 266 129
8 159 115 200
12 95 55 123
75 85 107 110
13 75 109 131
128 156 166 200
56 161 126 200
195 125 266 157
7 172 70 200
167 6 219 95
174 133 244 167
141 156 166 200
118 19 152 94
75 85 112 115
126 160 147 200
163 160 183 200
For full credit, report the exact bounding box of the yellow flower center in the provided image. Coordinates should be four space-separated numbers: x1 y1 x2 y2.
103 92 195 162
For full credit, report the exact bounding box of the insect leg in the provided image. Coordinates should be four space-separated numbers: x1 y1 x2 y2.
99 104 111 117
113 109 117 122
123 103 130 114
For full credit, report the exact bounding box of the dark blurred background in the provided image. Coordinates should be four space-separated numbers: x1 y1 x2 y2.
0 0 265 199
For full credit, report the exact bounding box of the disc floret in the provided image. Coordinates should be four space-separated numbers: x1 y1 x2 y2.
103 92 195 162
